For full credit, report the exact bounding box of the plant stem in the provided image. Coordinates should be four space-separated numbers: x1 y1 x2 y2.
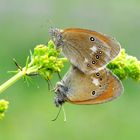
0 70 26 94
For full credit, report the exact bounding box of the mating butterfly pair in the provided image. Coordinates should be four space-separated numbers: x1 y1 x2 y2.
50 28 123 107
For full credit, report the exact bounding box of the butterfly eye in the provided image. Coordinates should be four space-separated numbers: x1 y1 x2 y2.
91 91 96 96
90 37 95 41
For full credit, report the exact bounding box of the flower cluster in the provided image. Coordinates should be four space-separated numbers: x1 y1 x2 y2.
107 49 140 80
26 40 67 79
0 99 9 120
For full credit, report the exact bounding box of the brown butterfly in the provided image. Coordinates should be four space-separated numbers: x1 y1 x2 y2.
49 28 121 74
54 66 123 107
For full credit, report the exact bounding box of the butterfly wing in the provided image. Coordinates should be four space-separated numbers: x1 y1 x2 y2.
61 28 121 74
61 66 123 105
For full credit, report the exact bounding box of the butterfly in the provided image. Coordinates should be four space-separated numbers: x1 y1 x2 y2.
49 27 123 107
49 28 121 74
54 66 123 107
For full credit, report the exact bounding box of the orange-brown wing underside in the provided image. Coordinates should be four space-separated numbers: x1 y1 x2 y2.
68 70 123 105
62 28 121 74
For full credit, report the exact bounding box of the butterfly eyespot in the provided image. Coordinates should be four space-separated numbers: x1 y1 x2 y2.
92 60 96 64
87 64 90 67
91 91 96 96
99 85 102 87
99 51 102 54
96 55 100 59
96 72 100 76
90 37 95 41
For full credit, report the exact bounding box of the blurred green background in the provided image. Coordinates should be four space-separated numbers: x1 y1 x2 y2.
0 0 140 140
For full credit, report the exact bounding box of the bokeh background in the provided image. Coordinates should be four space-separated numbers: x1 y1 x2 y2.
0 0 140 140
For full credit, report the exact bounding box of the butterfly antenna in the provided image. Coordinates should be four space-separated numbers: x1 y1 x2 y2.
57 71 62 80
47 19 55 29
62 105 67 122
47 79 51 91
57 71 65 84
47 77 53 91
52 105 62 121
50 87 56 92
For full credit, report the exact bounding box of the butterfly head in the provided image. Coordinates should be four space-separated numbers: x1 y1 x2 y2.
54 82 68 107
49 28 63 48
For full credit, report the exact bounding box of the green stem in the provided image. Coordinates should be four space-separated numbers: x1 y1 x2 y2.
0 70 26 94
